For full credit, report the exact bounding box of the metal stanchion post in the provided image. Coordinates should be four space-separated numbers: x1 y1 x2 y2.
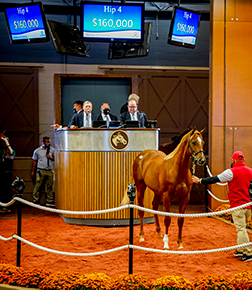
204 164 208 213
127 183 136 275
11 177 25 267
17 197 22 267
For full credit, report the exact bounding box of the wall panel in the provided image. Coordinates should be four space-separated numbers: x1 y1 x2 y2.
210 0 252 210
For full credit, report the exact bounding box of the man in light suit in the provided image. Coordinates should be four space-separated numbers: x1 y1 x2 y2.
120 98 148 128
96 103 118 125
70 100 96 128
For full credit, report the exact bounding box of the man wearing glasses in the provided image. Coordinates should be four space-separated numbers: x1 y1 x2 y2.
120 95 148 128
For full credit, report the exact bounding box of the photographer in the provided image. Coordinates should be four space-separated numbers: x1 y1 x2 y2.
31 136 55 207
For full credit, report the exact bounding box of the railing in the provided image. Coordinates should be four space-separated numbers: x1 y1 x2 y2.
1 194 252 274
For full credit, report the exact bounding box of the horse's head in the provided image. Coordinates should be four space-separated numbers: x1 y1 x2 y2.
0 133 14 156
187 127 206 166
112 132 127 146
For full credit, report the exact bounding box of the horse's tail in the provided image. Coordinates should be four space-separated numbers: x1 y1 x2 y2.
120 175 135 206
120 191 130 206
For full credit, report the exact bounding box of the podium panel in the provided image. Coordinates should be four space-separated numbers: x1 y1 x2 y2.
54 128 159 225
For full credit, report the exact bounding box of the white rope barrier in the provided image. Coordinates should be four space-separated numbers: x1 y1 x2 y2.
206 165 228 186
0 197 129 215
1 233 252 256
1 197 251 218
132 202 252 218
0 234 128 256
129 242 252 254
1 196 252 258
207 189 229 203
205 164 229 202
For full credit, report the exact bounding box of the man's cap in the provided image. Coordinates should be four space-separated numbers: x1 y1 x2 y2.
231 151 245 160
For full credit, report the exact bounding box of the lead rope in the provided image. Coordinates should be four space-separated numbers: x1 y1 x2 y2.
192 161 196 175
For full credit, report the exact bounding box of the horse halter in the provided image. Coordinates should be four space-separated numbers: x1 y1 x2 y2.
187 134 204 174
187 135 204 156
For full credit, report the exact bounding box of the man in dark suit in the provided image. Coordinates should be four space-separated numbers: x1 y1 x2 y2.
96 103 118 126
120 93 140 114
51 100 83 130
70 100 96 128
120 98 148 128
67 100 84 127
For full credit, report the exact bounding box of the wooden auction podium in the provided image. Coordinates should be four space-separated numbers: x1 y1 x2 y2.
54 128 159 226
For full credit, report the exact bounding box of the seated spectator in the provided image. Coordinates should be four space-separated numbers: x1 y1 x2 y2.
120 93 140 114
120 97 148 128
96 103 118 127
70 100 96 128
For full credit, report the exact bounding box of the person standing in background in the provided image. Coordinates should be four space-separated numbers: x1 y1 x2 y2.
31 136 55 207
0 134 15 213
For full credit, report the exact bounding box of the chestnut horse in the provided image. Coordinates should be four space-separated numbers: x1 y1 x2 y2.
133 127 206 250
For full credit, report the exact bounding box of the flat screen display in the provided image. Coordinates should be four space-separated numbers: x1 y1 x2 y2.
168 6 200 49
47 20 88 57
81 1 144 42
5 2 50 44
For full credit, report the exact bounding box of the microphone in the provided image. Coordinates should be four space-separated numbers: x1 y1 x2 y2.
138 111 144 127
87 109 90 114
46 144 51 166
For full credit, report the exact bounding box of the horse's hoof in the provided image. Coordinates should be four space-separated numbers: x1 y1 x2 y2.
163 247 169 251
178 245 183 249
158 232 163 238
139 237 145 242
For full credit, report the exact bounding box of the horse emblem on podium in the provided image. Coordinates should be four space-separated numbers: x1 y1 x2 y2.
110 130 129 151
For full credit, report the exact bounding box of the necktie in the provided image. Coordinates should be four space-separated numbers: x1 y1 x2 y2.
132 113 136 120
105 115 109 127
85 114 89 127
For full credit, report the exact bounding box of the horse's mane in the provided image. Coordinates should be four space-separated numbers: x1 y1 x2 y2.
164 128 195 160
159 127 192 155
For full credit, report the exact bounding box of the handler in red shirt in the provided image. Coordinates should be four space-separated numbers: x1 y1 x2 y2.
192 151 252 262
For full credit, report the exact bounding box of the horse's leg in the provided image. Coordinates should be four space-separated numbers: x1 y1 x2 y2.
152 193 163 238
162 192 172 250
136 181 147 242
177 194 189 249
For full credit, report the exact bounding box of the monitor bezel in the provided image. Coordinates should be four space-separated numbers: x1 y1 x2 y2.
80 1 145 43
167 5 201 49
92 120 107 128
146 120 157 128
124 120 139 128
4 1 50 44
47 20 88 57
